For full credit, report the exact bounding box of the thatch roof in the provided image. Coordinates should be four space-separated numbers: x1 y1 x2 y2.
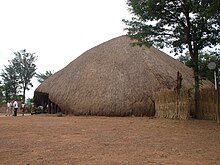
34 35 213 116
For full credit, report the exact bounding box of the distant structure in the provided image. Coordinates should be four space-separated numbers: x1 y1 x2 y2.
34 36 213 116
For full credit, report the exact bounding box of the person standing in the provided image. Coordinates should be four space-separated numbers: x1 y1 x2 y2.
6 101 12 116
13 99 18 116
21 102 26 116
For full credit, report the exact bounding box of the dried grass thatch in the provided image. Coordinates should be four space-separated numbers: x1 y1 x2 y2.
34 35 213 116
155 89 192 120
155 88 217 120
199 89 216 120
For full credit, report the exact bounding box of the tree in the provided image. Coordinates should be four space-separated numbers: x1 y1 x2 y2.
123 0 220 118
11 50 37 101
0 81 5 103
1 63 20 100
35 70 53 83
178 50 220 84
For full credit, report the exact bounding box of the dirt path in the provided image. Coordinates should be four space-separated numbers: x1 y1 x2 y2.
0 114 219 165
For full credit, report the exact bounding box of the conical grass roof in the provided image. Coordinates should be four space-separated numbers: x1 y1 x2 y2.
34 36 213 116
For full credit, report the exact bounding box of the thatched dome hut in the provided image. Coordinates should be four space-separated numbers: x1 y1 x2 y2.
34 36 213 116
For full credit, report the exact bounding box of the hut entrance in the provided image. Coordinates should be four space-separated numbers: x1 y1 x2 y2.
34 92 63 114
33 92 49 113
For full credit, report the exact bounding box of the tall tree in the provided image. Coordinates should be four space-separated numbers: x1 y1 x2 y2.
1 63 20 100
12 50 37 101
35 70 53 83
123 0 220 118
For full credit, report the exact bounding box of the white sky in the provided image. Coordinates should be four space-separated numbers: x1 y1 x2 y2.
0 0 135 98
1 1 218 99
0 0 179 100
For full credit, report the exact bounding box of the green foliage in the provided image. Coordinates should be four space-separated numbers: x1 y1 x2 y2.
123 0 220 54
12 50 37 101
1 62 20 100
35 70 53 83
26 98 33 113
0 81 5 103
1 49 37 102
178 50 220 84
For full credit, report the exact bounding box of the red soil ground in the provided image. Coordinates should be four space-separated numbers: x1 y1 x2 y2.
0 113 219 165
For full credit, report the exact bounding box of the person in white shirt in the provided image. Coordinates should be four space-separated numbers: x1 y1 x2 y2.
6 101 12 116
13 99 18 116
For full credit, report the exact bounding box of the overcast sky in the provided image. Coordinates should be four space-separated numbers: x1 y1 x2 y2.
0 0 136 98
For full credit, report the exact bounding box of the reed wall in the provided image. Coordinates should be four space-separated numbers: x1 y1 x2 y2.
155 89 216 120
199 89 216 120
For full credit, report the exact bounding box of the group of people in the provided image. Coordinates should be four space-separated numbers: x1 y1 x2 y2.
5 99 25 116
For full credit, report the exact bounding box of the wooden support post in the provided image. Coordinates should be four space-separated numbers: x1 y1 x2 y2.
217 81 220 124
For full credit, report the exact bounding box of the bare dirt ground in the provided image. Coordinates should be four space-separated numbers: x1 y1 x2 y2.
0 113 220 165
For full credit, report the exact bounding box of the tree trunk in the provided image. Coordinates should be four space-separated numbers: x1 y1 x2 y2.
193 49 200 118
183 6 200 118
194 66 200 118
23 85 26 102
